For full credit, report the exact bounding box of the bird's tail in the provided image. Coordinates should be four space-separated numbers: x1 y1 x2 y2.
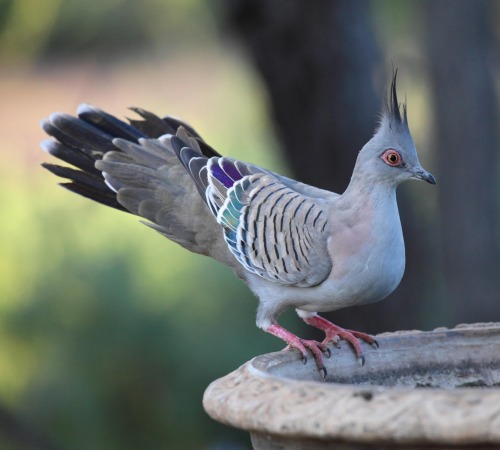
41 104 218 211
40 105 237 264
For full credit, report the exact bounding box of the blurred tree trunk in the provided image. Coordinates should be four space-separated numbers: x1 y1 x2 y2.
218 0 380 193
218 0 439 333
424 0 500 323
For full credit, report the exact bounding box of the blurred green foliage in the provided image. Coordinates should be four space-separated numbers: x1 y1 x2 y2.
0 0 219 63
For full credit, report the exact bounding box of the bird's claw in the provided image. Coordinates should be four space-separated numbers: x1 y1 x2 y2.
287 339 329 376
302 315 379 366
267 324 330 378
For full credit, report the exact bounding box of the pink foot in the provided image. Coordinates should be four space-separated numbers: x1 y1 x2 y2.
267 323 330 378
303 315 379 365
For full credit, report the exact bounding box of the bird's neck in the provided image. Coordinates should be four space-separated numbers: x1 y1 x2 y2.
342 171 398 206
337 174 402 245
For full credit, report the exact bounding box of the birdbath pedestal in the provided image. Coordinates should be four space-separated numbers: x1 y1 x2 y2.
203 323 500 449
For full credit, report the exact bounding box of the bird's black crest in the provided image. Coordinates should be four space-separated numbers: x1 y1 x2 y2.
384 69 408 128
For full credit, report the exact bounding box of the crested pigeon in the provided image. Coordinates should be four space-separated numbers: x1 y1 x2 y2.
41 73 435 378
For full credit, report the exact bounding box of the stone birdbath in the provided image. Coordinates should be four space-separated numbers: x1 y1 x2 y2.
203 323 500 449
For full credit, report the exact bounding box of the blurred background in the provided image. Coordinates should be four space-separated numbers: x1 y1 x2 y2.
0 0 499 448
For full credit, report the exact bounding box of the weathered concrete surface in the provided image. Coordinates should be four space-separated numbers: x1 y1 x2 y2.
203 323 500 449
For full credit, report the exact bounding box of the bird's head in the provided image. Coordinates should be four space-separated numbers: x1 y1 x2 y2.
355 71 436 187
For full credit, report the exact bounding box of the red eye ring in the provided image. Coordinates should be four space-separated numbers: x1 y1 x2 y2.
382 149 402 167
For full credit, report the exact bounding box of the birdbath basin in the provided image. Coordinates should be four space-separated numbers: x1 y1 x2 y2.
203 323 500 449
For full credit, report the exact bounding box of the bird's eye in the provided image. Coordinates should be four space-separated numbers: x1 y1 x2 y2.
382 149 402 167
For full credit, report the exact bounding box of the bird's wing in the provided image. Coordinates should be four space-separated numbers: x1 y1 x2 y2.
176 147 333 288
96 133 335 285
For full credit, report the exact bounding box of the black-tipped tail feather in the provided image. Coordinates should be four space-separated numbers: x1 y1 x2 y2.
42 105 213 212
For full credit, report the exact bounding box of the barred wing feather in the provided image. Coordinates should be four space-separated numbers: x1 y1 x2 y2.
205 157 332 287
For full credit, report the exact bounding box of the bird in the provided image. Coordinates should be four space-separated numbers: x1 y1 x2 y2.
41 72 435 378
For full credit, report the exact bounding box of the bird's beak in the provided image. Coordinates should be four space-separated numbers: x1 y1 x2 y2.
412 168 436 185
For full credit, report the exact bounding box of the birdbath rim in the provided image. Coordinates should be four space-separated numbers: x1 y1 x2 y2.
203 322 500 447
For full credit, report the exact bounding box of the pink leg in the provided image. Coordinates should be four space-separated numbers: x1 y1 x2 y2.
267 323 330 378
302 314 379 365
